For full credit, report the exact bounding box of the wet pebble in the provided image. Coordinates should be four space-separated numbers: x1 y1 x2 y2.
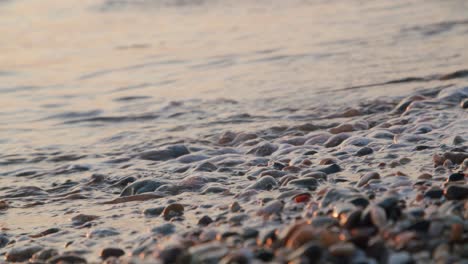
424 187 444 199
143 206 165 217
324 133 351 148
189 242 229 264
120 179 165 197
139 144 190 161
162 203 184 219
444 185 468 200
87 228 120 238
329 242 356 257
356 146 373 156
6 245 43 262
247 176 277 190
71 214 99 226
47 254 87 264
101 248 125 260
152 223 176 236
198 215 214 226
247 142 278 156
357 172 380 187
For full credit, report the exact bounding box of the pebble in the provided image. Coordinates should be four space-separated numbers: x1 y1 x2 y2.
71 214 99 226
424 187 444 199
230 201 242 212
246 176 277 190
139 144 190 161
155 245 191 264
329 242 356 257
189 242 229 264
0 235 9 248
162 203 184 219
247 142 278 156
448 172 464 182
444 185 468 200
317 164 341 175
324 133 351 148
120 179 164 197
86 228 120 238
100 248 125 259
287 178 318 190
30 248 59 261
357 172 380 187
198 215 214 226
356 146 373 156
287 241 322 263
257 200 284 216
47 254 87 264
143 206 165 217
461 98 468 108
152 223 176 236
5 245 43 262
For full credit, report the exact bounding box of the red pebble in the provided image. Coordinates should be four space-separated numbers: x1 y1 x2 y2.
294 194 310 203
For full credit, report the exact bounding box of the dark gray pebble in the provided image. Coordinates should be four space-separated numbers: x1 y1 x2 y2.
100 248 125 259
120 179 165 197
139 145 189 161
143 206 165 217
198 215 213 226
356 147 373 156
424 187 444 199
317 164 341 175
445 185 468 200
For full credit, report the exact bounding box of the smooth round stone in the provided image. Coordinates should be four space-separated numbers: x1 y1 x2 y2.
445 185 468 200
356 147 373 156
288 241 322 263
139 145 190 161
163 203 184 219
324 133 351 148
120 179 165 197
71 214 99 226
388 252 413 264
317 164 342 175
302 172 327 180
246 176 278 190
202 185 228 194
356 172 380 187
424 187 444 199
47 255 87 264
194 161 218 172
246 142 278 156
230 201 242 212
257 200 283 216
198 215 214 226
31 248 59 261
287 178 318 190
189 242 229 264
6 246 43 262
347 197 369 208
0 235 9 248
461 98 468 108
86 228 120 238
100 248 125 259
143 206 165 217
152 223 176 236
156 245 191 264
177 154 209 164
448 172 464 182
329 242 356 257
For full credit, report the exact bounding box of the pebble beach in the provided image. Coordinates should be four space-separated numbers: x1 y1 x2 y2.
1 0 468 263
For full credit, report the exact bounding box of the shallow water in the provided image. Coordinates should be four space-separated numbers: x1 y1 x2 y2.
1 0 468 262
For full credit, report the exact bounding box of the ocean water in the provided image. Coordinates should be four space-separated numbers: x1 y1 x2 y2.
0 0 467 261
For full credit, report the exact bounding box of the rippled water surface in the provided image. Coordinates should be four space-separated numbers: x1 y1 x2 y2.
1 0 468 261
